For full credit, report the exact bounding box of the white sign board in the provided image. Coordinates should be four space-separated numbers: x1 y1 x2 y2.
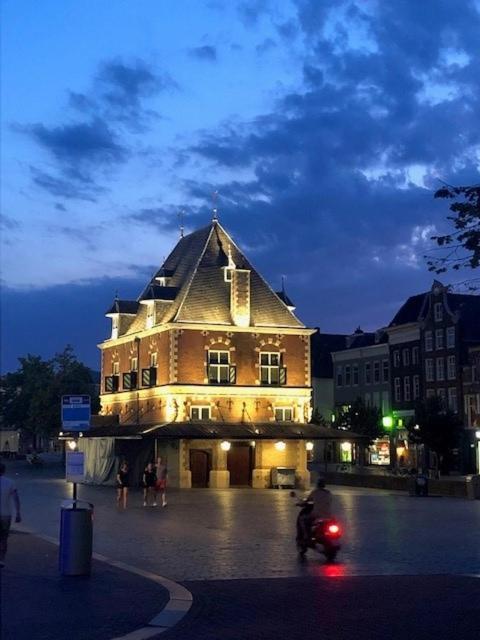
66 451 85 483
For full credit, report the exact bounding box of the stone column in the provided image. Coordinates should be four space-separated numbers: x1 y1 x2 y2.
296 440 311 490
178 439 192 488
209 441 230 488
252 440 271 489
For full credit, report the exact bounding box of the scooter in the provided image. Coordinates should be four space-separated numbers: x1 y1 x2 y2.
295 498 342 562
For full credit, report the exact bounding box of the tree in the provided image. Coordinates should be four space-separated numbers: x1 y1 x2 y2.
427 184 480 290
336 398 384 443
0 346 99 446
407 397 462 474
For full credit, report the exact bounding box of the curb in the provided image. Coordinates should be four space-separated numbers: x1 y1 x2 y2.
18 527 193 639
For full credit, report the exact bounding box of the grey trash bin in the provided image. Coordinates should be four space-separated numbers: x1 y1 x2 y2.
59 500 93 576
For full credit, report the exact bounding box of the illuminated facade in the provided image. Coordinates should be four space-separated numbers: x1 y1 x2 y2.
96 220 318 488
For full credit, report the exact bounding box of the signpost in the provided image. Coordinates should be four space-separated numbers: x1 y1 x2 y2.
62 395 90 504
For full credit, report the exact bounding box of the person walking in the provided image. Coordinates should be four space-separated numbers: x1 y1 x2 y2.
0 462 21 568
116 461 130 509
155 457 168 507
143 462 157 507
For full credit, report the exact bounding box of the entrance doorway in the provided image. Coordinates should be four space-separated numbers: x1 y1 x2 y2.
227 443 253 486
190 449 211 488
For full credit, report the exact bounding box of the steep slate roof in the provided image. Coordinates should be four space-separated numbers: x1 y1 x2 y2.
123 221 304 332
389 289 480 342
311 331 348 378
105 299 139 315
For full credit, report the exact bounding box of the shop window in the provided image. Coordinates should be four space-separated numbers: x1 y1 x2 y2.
190 406 211 421
274 407 293 422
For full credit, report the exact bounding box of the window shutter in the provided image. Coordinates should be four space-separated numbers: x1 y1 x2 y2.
142 368 150 387
105 376 113 393
123 373 131 390
279 366 287 386
229 365 236 384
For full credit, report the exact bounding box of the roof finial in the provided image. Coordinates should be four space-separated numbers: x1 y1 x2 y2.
178 209 185 238
212 190 219 222
114 289 119 301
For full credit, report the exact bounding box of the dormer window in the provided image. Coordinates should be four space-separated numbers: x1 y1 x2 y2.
112 316 119 340
146 302 155 329
156 277 168 287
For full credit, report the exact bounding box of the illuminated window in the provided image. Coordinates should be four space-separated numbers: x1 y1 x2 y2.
190 406 211 420
208 350 230 384
131 357 138 372
150 352 157 367
112 361 119 375
260 352 284 385
274 407 293 421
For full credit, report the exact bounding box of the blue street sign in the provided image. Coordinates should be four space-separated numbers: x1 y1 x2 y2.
62 395 91 431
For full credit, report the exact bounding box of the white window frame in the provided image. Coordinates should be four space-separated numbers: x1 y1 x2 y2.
112 361 119 375
448 387 458 413
446 327 455 349
260 352 281 385
394 377 401 402
447 355 456 380
365 362 372 385
434 302 443 322
425 331 433 352
190 406 211 421
402 349 410 367
412 347 419 366
413 375 420 400
131 357 138 372
393 351 400 367
435 329 444 350
150 352 158 367
208 350 230 384
274 407 293 422
425 358 434 382
352 364 359 386
382 360 389 383
403 376 411 402
436 357 445 382
345 364 351 386
336 365 343 387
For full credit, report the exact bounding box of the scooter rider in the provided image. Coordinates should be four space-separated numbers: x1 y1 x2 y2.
298 477 332 543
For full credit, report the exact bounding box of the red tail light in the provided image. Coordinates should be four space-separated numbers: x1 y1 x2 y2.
324 521 342 538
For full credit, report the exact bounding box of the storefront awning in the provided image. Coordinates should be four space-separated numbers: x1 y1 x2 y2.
80 421 369 441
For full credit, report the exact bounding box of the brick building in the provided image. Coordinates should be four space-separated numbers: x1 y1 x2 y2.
84 219 354 488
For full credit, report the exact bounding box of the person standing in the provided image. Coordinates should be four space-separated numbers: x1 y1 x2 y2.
116 461 130 509
143 462 157 507
155 457 168 507
0 462 21 568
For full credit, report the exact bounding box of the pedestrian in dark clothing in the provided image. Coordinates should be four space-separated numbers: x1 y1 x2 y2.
116 461 130 509
143 463 157 507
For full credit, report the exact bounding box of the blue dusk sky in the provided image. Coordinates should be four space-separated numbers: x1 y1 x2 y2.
2 0 480 372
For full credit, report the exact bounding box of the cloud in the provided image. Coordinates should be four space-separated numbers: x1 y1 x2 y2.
0 214 21 231
237 0 272 26
17 58 175 200
189 45 218 61
179 0 480 329
256 38 277 55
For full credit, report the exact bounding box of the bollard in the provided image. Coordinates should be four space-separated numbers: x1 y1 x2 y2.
59 500 94 576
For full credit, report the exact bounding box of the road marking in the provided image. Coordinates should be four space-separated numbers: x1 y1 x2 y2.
18 526 193 640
